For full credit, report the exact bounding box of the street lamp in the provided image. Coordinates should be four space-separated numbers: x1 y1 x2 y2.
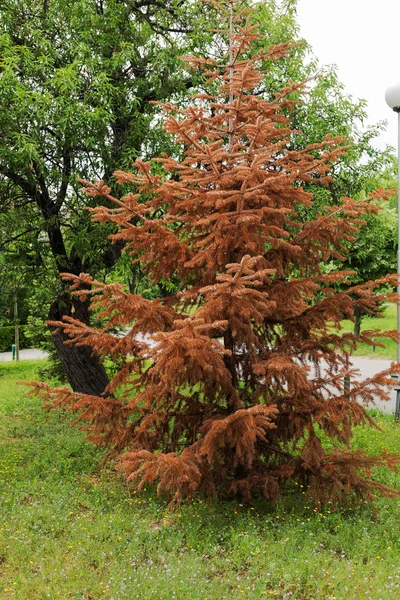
385 82 400 419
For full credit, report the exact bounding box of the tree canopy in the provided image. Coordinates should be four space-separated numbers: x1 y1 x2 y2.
0 0 216 388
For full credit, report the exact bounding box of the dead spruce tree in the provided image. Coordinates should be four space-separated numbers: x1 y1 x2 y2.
29 2 400 508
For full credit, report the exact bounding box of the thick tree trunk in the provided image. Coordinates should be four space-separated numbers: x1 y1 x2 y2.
48 292 110 396
354 305 362 336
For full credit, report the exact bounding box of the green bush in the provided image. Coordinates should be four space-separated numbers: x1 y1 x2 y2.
0 325 32 352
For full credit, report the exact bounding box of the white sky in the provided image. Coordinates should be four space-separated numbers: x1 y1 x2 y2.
296 0 400 150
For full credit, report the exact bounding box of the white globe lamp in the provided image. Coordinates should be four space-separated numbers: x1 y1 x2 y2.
385 83 400 112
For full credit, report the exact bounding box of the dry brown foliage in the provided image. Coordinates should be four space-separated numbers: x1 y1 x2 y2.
27 1 400 508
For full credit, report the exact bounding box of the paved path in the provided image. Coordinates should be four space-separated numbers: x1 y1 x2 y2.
338 356 397 414
0 348 397 414
0 348 48 362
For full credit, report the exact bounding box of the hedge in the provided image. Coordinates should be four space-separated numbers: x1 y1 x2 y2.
0 326 32 353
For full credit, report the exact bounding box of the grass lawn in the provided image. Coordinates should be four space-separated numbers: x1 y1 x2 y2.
1 361 400 599
340 303 398 360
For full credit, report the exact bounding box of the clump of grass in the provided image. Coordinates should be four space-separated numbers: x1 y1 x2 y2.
1 360 400 599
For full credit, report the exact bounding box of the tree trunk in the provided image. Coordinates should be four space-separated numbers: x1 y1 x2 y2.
48 292 110 396
223 327 238 395
354 305 362 336
14 290 20 362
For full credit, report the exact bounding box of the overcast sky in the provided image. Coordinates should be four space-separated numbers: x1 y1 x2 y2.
296 0 400 150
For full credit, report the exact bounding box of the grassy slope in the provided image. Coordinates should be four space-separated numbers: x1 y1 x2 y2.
340 303 397 359
1 362 400 599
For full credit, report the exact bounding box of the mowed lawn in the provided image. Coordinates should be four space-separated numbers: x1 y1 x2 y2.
1 361 400 599
340 303 398 359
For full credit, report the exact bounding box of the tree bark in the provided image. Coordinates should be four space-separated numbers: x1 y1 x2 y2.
48 292 110 396
223 327 238 397
354 305 362 336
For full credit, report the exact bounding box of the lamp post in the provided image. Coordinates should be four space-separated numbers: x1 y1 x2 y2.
385 82 400 419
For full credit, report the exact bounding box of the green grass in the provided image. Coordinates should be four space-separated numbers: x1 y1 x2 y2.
340 303 398 359
1 361 400 599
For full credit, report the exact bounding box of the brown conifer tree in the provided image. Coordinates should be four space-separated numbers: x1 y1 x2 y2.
29 1 400 508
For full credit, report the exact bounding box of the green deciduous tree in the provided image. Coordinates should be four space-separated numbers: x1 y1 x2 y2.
0 0 216 391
